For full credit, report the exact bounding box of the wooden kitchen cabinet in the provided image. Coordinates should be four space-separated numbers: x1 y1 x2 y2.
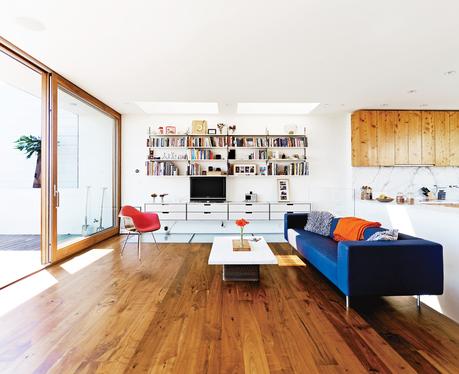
351 111 378 166
449 112 459 166
434 111 450 166
376 111 396 166
395 111 422 165
421 111 435 165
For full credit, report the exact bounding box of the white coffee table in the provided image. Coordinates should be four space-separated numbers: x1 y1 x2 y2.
208 236 278 281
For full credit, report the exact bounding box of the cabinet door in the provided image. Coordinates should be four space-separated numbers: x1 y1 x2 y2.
377 111 396 166
435 111 450 166
395 111 409 164
421 111 435 165
351 111 378 166
450 112 459 166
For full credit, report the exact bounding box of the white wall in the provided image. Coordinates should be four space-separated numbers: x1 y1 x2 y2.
121 113 353 214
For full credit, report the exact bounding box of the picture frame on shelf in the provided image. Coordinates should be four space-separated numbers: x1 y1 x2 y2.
277 179 290 201
166 126 176 134
234 164 256 176
192 120 208 134
259 165 267 176
207 129 217 135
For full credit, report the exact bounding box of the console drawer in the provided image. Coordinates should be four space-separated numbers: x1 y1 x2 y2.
157 211 186 220
145 203 187 213
229 212 269 220
270 211 308 220
229 203 269 212
187 203 228 213
187 212 228 220
270 203 311 212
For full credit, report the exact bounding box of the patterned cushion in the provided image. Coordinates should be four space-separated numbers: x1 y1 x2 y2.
367 229 399 241
304 211 334 236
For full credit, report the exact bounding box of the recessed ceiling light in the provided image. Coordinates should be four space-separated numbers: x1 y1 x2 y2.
69 102 78 107
420 104 428 107
381 104 389 107
237 102 320 115
444 70 456 76
135 102 219 114
407 89 417 94
15 17 46 32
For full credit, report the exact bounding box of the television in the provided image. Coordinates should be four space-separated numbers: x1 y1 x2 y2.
190 177 226 202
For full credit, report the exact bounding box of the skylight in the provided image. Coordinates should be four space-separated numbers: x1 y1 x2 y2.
237 102 320 115
135 102 219 114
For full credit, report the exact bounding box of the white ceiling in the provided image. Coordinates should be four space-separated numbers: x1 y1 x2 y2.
2 0 459 115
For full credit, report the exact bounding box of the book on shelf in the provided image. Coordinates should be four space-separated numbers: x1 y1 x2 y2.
268 161 309 176
190 149 220 160
228 136 267 147
187 162 202 175
187 136 227 148
147 136 186 147
146 160 179 176
268 137 305 147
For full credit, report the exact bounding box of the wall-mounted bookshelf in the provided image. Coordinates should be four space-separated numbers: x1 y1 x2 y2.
145 131 308 177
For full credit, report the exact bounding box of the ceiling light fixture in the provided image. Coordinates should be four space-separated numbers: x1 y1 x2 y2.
407 89 417 94
381 104 389 107
237 102 320 115
135 102 219 114
444 70 456 76
420 104 428 107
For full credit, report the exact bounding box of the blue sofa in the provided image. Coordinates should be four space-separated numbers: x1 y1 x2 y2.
284 213 444 308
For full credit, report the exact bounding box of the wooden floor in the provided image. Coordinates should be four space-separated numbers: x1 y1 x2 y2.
0 236 458 373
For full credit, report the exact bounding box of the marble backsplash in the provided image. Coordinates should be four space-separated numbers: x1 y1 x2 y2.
352 167 459 201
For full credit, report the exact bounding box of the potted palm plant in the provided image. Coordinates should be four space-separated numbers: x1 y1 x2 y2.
15 135 42 188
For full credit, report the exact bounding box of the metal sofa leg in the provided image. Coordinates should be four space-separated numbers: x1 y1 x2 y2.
346 296 350 310
121 232 130 256
417 295 421 309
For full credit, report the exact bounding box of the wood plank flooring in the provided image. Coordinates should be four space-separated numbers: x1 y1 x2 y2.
0 236 458 373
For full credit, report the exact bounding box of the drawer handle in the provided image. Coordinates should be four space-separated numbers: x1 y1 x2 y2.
245 203 253 206
245 212 253 214
204 203 211 206
287 211 293 214
162 211 170 214
204 212 211 214
286 203 294 206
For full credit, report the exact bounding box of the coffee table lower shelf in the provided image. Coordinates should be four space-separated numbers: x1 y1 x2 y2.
223 264 260 282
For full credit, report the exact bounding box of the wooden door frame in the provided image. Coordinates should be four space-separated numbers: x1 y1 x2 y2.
50 74 121 262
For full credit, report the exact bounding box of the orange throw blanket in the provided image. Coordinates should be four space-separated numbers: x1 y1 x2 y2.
333 217 381 242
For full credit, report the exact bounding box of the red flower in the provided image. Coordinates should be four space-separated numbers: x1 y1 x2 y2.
235 218 249 227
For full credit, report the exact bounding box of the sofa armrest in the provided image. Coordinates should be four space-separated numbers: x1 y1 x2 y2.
337 239 443 296
283 213 308 241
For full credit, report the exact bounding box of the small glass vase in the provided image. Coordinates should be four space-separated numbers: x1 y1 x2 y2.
240 228 244 247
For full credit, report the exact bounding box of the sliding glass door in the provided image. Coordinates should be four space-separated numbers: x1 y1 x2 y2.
51 75 120 261
0 49 48 287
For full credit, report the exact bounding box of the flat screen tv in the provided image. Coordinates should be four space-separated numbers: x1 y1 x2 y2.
190 176 226 202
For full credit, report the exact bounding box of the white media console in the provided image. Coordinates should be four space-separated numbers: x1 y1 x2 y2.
144 201 311 221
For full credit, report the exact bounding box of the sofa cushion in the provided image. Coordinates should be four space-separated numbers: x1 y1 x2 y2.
363 226 386 240
295 229 339 285
304 211 334 236
329 217 340 238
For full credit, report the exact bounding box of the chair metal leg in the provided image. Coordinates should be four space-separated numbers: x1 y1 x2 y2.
137 233 142 261
416 295 421 309
121 232 130 256
346 296 350 310
152 232 160 251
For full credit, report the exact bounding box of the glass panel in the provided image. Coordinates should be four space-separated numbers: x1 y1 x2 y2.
57 88 115 247
0 51 43 287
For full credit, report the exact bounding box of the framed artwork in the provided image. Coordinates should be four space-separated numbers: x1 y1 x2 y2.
166 126 176 134
207 129 217 135
192 120 208 134
234 164 256 175
277 179 290 201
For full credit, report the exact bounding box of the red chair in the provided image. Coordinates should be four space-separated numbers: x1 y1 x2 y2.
119 205 161 260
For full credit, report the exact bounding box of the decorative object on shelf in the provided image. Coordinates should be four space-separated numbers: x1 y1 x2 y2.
259 165 267 176
407 192 415 205
151 193 157 202
245 191 257 202
15 135 42 188
215 154 222 160
229 125 236 134
160 193 168 203
192 120 208 134
360 186 373 200
158 126 164 134
228 149 236 159
166 126 176 134
284 124 297 135
396 192 405 205
277 179 290 201
217 123 226 134
376 194 394 203
234 218 250 251
234 164 256 176
207 129 217 135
